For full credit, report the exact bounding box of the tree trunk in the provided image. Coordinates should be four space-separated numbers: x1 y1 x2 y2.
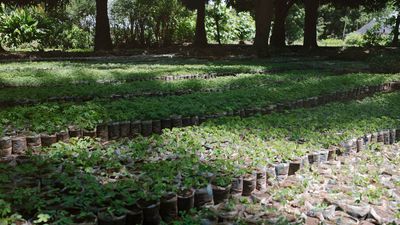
194 0 207 47
94 0 113 51
303 0 319 48
215 15 222 45
391 13 400 47
270 0 295 48
254 0 274 57
139 21 145 46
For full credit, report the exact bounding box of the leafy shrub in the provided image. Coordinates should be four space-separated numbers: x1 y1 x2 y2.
0 5 49 50
61 25 92 49
345 33 364 47
234 12 255 43
206 2 255 44
362 23 391 47
174 12 196 43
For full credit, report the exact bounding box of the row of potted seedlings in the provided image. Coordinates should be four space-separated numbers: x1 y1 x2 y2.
0 71 238 89
95 127 400 225
1 77 398 109
0 83 252 108
1 82 399 159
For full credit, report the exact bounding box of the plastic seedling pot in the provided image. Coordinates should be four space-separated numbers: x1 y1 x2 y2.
56 131 70 142
230 176 243 196
364 134 372 146
161 119 172 130
396 128 400 142
41 134 57 147
255 168 267 192
152 120 162 135
138 199 161 225
288 161 301 176
0 137 12 157
141 121 153 137
218 205 239 223
266 166 276 185
199 116 207 124
319 150 329 162
171 115 183 128
194 184 214 207
108 122 120 140
371 132 378 143
160 193 178 222
383 130 390 145
191 116 199 126
301 155 310 167
328 149 336 161
96 124 109 141
182 117 192 127
126 206 143 225
275 163 289 176
69 127 82 138
242 172 256 196
26 135 41 150
119 121 131 138
12 136 27 155
97 211 126 225
211 184 231 205
356 139 364 152
130 121 142 137
83 129 97 138
377 131 384 143
178 188 195 213
390 129 396 144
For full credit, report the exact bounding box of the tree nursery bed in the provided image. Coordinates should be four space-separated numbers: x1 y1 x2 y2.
1 90 400 224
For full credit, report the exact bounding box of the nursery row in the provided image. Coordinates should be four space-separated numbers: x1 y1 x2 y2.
0 58 367 87
0 71 320 106
0 78 398 139
1 71 394 107
1 91 400 224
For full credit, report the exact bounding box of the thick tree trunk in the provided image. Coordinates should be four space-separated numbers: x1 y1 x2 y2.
391 13 400 47
303 0 319 48
270 0 295 48
94 0 113 51
194 0 207 47
254 0 274 57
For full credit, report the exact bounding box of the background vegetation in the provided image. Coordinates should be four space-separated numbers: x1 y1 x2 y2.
0 0 399 52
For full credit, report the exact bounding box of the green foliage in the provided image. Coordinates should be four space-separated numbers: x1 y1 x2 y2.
345 32 364 46
111 0 190 46
0 4 48 50
319 38 344 46
1 91 400 223
205 2 254 44
59 24 92 50
362 22 391 46
286 3 305 44
0 3 92 50
235 12 255 43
